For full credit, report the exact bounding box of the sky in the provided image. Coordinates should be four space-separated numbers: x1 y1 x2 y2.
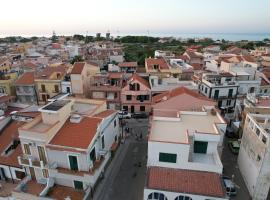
1 0 270 37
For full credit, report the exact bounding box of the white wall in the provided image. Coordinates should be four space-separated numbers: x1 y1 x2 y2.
0 165 25 180
147 141 189 169
144 188 228 200
238 145 259 195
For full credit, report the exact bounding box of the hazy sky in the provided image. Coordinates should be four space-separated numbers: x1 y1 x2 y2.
1 0 270 36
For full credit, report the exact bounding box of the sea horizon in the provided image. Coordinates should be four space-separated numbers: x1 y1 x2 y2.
0 32 270 42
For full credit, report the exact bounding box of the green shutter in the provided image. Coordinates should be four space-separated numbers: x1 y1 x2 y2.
194 141 208 154
69 155 78 171
74 180 83 190
159 153 177 163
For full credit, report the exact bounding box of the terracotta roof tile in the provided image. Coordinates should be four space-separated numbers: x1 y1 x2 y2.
0 121 25 167
94 110 117 118
108 72 123 79
15 72 35 85
153 87 215 111
118 62 138 68
36 66 67 80
147 167 225 198
71 62 85 74
145 58 169 70
129 74 150 89
49 117 102 149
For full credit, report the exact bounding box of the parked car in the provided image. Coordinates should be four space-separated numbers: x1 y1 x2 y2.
225 126 237 138
228 140 240 155
118 111 131 119
222 176 237 197
131 112 148 119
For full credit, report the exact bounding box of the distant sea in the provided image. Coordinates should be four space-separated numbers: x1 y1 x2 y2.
1 32 270 42
115 33 270 42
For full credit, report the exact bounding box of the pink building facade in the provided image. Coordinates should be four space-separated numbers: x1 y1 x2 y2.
121 74 152 113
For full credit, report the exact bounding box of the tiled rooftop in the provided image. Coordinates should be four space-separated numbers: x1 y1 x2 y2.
49 117 102 149
147 167 225 198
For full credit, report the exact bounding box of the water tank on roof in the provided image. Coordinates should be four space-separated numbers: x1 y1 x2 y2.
70 114 82 123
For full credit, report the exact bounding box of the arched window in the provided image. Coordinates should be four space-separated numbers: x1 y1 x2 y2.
147 192 168 200
174 195 193 200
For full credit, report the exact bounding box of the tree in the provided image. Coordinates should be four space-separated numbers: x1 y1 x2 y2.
85 36 94 43
187 39 195 44
73 34 85 41
51 31 58 43
70 56 84 64
263 38 270 42
241 42 255 50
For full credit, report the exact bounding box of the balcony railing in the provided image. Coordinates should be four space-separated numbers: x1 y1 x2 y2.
18 155 46 168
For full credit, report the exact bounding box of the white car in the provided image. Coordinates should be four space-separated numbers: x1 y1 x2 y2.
118 111 131 119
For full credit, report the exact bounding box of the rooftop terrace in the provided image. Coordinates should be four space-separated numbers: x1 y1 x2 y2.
150 111 225 143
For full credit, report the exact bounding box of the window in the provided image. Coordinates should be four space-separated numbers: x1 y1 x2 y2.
42 169 49 178
114 119 116 127
262 135 267 144
194 141 208 154
37 146 47 165
129 84 135 91
101 135 105 149
41 84 46 92
214 90 219 99
23 144 31 155
147 192 168 200
74 180 83 190
159 153 177 163
140 106 145 112
228 89 233 98
256 128 260 136
54 85 59 93
257 155 261 162
205 87 208 93
126 95 132 101
264 89 268 93
227 100 231 106
90 148 96 162
123 106 128 111
175 196 193 200
114 93 118 98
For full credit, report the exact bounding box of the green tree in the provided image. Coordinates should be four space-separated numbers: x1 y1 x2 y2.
70 56 84 64
73 34 85 41
85 36 94 43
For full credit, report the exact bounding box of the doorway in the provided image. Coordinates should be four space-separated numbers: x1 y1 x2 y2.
29 167 36 180
131 105 135 113
69 155 79 171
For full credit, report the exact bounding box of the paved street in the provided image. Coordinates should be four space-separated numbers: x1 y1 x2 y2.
94 118 148 200
221 137 251 200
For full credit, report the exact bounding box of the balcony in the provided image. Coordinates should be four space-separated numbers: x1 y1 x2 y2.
187 151 223 174
18 155 46 168
214 94 237 100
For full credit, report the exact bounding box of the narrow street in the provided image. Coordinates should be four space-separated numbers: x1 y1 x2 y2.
94 118 148 200
221 137 251 200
